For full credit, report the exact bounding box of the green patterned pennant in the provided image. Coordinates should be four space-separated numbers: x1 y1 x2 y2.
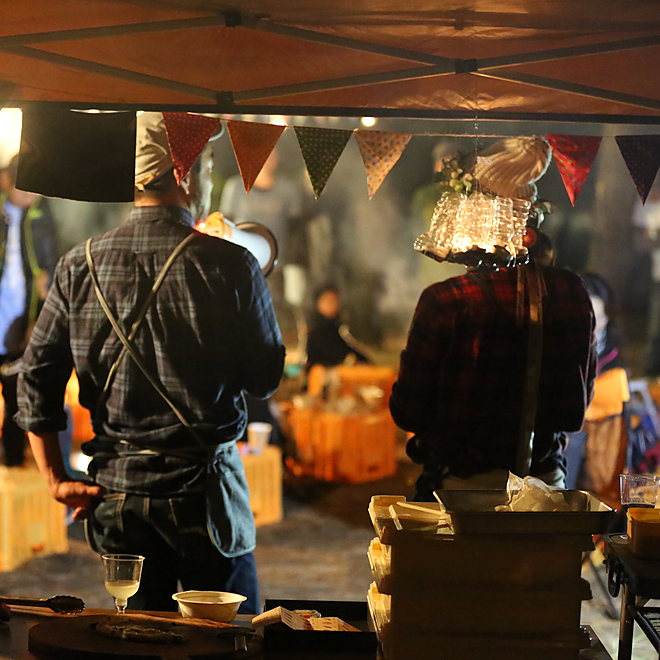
294 126 353 198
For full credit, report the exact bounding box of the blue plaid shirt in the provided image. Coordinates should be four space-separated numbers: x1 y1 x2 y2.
18 206 285 494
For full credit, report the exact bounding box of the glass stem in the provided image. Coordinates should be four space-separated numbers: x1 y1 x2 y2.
116 598 128 614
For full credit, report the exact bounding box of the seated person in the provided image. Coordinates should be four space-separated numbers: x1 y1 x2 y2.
305 286 369 369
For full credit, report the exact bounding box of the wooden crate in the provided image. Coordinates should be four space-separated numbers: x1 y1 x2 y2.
307 364 396 403
287 408 397 483
241 445 283 527
0 466 68 572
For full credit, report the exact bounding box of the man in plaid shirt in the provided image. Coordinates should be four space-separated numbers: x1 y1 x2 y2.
390 233 597 499
17 113 284 613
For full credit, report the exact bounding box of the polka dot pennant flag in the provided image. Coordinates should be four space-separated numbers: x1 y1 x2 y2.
546 134 602 206
615 135 660 204
294 126 354 199
162 112 222 184
355 130 412 199
227 120 285 194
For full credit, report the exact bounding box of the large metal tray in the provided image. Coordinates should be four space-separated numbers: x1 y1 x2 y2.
435 489 614 535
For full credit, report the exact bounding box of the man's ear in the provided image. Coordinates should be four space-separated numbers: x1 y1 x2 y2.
0 169 10 192
179 171 193 197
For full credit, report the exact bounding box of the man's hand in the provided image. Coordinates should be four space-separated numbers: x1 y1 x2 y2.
49 480 103 522
27 431 103 522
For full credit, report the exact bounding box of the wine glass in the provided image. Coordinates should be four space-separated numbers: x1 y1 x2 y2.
102 554 144 614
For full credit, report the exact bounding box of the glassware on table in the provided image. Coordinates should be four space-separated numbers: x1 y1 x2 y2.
620 474 660 538
103 554 144 614
620 474 660 510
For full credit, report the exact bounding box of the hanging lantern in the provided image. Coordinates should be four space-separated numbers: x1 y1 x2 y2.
414 191 530 269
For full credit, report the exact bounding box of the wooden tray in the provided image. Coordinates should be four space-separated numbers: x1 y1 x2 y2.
28 614 260 659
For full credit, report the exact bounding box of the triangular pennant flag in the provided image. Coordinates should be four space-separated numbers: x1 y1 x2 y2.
615 135 660 204
162 112 222 184
354 130 412 199
294 126 353 198
227 120 285 193
546 134 602 205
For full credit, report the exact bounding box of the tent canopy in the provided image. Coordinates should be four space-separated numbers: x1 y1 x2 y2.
2 1 660 130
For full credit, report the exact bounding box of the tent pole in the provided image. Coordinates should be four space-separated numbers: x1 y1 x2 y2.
0 16 226 47
479 71 660 112
0 46 222 102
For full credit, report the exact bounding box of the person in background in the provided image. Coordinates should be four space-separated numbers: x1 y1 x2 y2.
17 113 285 613
390 229 597 500
579 273 623 375
564 273 625 490
306 285 369 370
0 154 59 467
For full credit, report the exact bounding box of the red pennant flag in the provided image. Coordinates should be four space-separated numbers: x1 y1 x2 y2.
162 113 222 184
354 130 412 199
546 135 601 205
615 135 660 204
227 120 285 194
294 126 353 198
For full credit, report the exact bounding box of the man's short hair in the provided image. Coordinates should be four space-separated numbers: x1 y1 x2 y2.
142 168 177 193
140 150 205 195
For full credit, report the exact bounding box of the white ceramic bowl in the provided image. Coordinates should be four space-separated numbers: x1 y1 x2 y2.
172 591 246 622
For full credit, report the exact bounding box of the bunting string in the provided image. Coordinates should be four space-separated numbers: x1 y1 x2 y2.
159 113 660 206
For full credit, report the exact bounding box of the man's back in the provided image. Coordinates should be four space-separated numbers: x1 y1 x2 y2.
19 206 285 492
390 264 596 476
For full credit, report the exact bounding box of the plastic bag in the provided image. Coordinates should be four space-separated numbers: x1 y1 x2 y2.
496 473 571 512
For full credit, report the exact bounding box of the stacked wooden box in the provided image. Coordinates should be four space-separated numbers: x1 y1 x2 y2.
367 495 600 660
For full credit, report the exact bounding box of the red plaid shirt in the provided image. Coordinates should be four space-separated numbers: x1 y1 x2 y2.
390 265 597 477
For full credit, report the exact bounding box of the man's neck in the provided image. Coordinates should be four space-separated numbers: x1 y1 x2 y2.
134 188 187 208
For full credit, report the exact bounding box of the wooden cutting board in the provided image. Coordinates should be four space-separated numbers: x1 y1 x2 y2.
28 614 261 659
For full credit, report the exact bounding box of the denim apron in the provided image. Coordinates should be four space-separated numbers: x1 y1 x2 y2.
85 235 256 557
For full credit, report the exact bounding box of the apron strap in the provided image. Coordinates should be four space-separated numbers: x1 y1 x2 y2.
515 261 545 477
85 233 206 447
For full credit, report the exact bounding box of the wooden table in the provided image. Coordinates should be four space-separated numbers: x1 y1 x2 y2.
0 606 615 660
0 607 376 660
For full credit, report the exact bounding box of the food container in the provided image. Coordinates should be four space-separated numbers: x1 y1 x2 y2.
628 508 660 559
435 489 613 535
171 591 246 622
262 599 377 653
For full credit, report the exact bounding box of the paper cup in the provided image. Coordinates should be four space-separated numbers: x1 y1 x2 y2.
247 422 272 454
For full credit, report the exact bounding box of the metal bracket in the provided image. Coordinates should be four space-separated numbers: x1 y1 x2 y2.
223 11 243 28
454 59 479 74
215 91 236 110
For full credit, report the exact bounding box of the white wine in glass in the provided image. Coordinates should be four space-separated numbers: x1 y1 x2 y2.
102 554 144 614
